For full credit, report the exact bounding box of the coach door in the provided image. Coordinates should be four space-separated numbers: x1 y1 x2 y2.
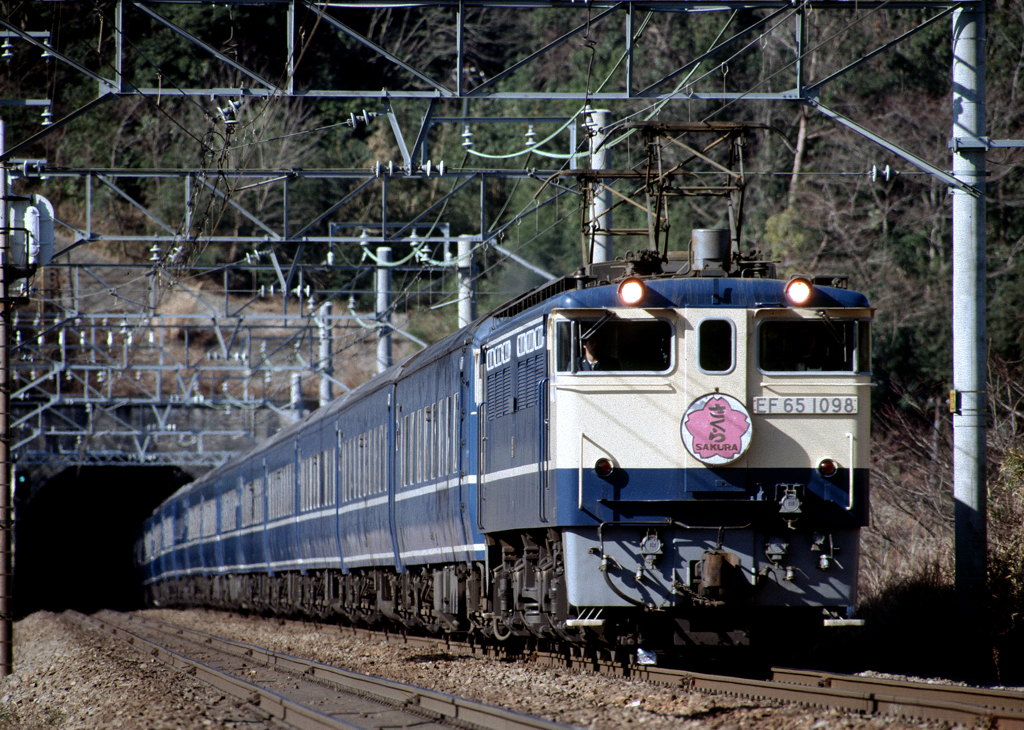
457 346 477 554
386 384 400 571
680 311 750 492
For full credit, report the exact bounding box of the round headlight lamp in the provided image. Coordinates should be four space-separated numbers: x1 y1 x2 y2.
784 276 814 306
618 278 645 306
594 458 614 477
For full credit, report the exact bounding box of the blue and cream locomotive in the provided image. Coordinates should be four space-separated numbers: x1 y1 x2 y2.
136 228 872 652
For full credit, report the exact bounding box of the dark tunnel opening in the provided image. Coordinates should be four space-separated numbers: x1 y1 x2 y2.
13 466 191 619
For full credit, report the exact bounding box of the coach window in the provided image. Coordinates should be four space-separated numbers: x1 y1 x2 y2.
758 318 865 373
698 319 734 374
224 487 238 531
202 497 217 537
187 503 201 540
416 410 425 483
451 393 459 474
554 316 672 373
254 480 265 523
241 481 255 527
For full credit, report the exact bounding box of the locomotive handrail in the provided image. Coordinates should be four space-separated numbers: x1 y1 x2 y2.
752 307 875 317
847 432 855 511
757 381 874 387
537 377 549 523
594 519 751 544
577 431 586 511
556 383 675 393
476 400 486 532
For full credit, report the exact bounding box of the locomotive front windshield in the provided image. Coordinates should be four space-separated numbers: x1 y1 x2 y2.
555 316 672 373
758 318 870 373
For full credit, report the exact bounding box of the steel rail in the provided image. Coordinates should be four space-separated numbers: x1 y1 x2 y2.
772 667 1024 716
320 622 1024 729
78 611 583 730
675 667 1019 728
75 611 359 730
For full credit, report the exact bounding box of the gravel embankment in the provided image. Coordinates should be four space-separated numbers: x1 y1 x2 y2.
0 611 271 729
0 609 981 729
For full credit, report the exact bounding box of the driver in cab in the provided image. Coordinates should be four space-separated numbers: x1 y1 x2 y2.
579 331 620 371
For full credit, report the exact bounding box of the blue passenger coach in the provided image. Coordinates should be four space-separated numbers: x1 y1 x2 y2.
138 232 872 649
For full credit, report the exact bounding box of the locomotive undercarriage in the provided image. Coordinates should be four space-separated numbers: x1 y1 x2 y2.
145 532 575 641
145 525 818 654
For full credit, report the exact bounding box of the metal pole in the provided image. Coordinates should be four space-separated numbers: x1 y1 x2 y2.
290 372 303 422
587 107 613 263
376 246 392 373
0 121 13 676
951 4 987 607
318 301 333 408
457 235 476 329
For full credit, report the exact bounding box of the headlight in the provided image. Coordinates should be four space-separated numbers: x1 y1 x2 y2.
818 458 838 478
784 276 813 306
594 458 614 477
618 278 645 305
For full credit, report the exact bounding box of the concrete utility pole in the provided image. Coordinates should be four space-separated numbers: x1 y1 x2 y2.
950 5 987 607
317 302 333 408
587 108 613 264
376 247 393 373
0 121 12 676
290 373 303 422
457 235 476 329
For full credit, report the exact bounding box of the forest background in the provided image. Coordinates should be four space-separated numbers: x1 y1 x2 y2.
2 0 1023 682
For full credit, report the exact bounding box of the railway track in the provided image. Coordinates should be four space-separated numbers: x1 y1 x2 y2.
74 611 582 730
325 623 1024 729
680 668 1024 729
543 646 1024 728
81 610 1024 729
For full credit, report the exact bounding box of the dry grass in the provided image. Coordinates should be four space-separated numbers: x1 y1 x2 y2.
842 370 1024 685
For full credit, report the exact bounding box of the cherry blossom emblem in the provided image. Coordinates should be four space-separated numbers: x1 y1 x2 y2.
681 393 753 465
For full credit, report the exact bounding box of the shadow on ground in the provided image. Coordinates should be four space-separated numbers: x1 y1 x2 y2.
797 571 1024 686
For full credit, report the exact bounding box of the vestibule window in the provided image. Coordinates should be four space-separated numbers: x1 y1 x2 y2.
698 319 734 373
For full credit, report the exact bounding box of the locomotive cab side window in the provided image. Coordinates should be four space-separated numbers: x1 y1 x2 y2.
758 318 870 373
554 315 672 373
857 321 871 373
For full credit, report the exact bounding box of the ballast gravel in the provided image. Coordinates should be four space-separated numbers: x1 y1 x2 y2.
0 608 985 729
0 611 270 729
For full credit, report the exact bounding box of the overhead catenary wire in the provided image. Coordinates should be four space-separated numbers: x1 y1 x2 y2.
691 0 900 125
87 0 331 269
30 2 340 402
322 187 579 372
29 1 919 411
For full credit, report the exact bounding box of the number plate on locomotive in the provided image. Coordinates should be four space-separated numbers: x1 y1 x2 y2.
752 396 858 415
